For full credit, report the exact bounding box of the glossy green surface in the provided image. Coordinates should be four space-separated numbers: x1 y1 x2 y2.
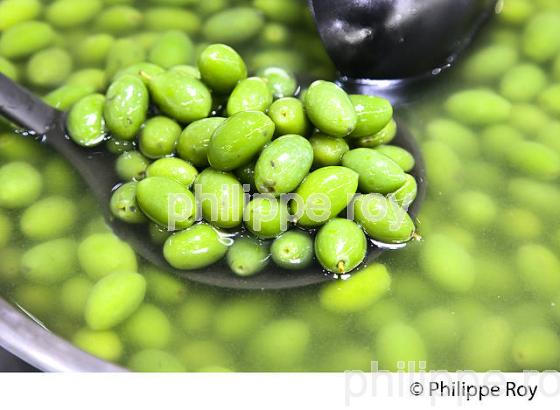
314 218 367 274
291 166 359 228
163 223 228 270
304 80 357 137
207 111 275 171
104 74 149 140
1 0 559 375
254 134 313 195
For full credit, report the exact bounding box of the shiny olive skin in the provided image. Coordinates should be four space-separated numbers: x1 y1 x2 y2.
291 166 359 228
197 43 247 94
348 94 393 138
314 218 366 274
374 145 416 172
44 84 96 111
147 70 212 123
271 230 314 270
115 151 150 181
138 116 181 159
194 168 244 229
207 111 275 171
304 80 357 138
353 194 416 244
163 223 228 270
226 237 269 277
136 176 196 230
355 119 397 148
342 148 407 194
268 97 311 137
104 74 149 140
310 133 349 168
254 134 313 195
226 77 273 116
244 196 289 239
146 157 198 188
390 174 418 208
176 117 226 168
257 66 298 99
67 93 107 147
110 182 147 224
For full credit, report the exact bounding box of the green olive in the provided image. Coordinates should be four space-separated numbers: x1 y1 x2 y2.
136 176 196 230
314 218 366 274
104 74 149 141
304 80 357 137
353 194 416 244
207 111 275 171
163 223 229 270
146 70 212 123
342 148 407 194
194 168 244 229
291 166 358 228
254 134 313 195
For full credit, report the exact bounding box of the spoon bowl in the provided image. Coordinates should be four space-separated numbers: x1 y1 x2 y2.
310 0 498 102
0 73 425 290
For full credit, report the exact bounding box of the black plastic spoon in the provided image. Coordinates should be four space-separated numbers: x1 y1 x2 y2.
309 0 498 104
0 73 425 290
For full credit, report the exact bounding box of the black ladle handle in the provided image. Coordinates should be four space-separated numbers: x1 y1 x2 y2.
0 73 60 135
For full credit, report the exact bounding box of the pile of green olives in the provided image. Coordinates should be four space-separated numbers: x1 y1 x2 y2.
65 43 419 277
3 0 560 373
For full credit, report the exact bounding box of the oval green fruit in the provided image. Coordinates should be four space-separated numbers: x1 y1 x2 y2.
342 148 407 194
147 70 212 123
226 77 273 115
85 271 146 330
67 93 107 147
390 174 418 208
244 196 289 239
309 133 350 167
315 218 366 274
374 145 415 172
270 230 314 270
146 157 198 188
291 166 358 228
22 238 77 285
304 80 357 137
110 182 147 224
268 97 310 137
227 237 269 277
254 134 313 195
176 117 226 167
355 119 397 148
353 194 415 244
104 74 149 140
348 94 393 138
163 223 228 270
208 111 275 171
148 30 194 69
194 168 244 229
197 43 247 94
136 176 196 230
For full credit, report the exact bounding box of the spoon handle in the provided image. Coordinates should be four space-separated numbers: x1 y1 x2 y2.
0 73 60 135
